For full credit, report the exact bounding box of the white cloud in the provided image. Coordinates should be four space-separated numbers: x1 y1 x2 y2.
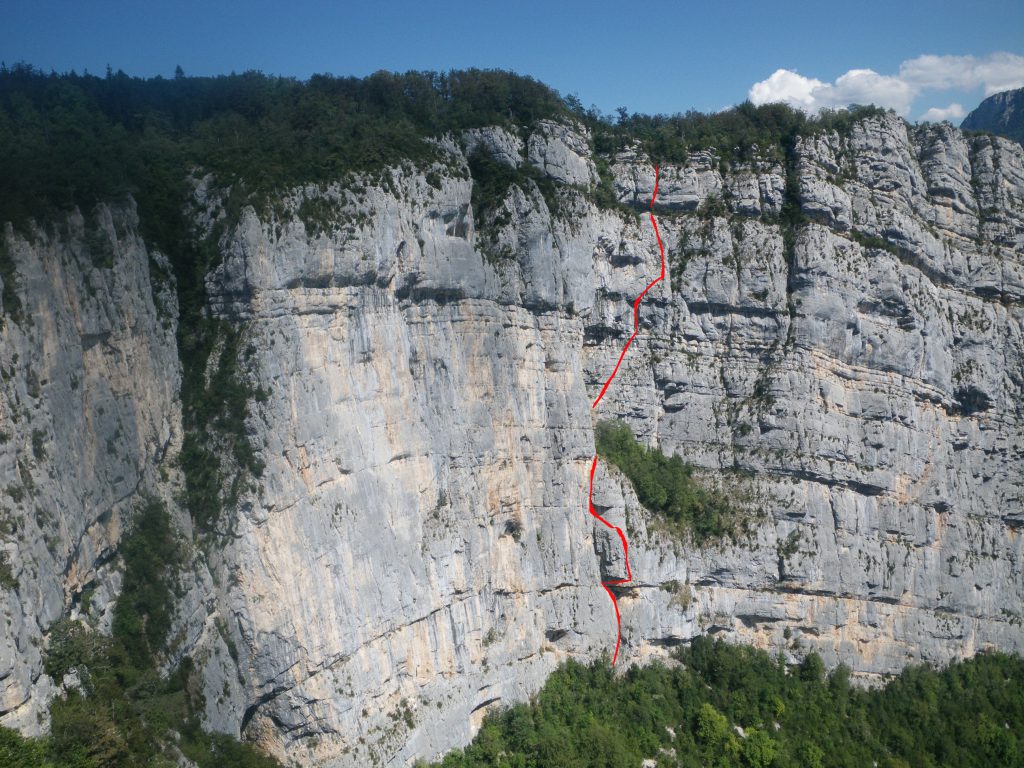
899 53 1024 95
748 52 1024 119
919 103 966 123
748 67 915 116
748 69 824 109
827 69 916 115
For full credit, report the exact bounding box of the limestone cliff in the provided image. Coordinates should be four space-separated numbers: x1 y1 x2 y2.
0 112 1021 767
0 204 182 729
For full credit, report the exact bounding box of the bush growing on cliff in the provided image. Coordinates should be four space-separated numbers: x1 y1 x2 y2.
0 726 48 767
467 148 562 250
111 498 180 666
595 420 738 543
0 237 23 324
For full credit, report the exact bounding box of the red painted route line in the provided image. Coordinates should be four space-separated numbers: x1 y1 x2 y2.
587 455 633 664
591 166 665 410
587 165 665 665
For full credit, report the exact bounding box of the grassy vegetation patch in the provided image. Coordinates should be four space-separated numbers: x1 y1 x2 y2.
467 149 562 229
595 420 742 544
111 499 181 665
0 236 22 325
177 318 265 534
850 229 900 255
0 551 16 589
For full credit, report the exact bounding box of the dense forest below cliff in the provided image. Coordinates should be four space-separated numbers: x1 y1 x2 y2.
428 641 1024 768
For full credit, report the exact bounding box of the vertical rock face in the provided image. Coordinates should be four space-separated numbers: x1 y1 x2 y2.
0 204 183 731
0 113 1022 767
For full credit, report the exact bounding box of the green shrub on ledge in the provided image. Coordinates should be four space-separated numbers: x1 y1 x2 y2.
596 420 739 544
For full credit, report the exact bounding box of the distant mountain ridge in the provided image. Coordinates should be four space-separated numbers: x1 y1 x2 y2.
961 87 1024 143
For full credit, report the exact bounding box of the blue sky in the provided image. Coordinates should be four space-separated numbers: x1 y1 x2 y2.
3 0 1023 121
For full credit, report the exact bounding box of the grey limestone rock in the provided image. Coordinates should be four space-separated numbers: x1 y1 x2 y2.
462 126 524 168
527 120 599 187
0 204 184 731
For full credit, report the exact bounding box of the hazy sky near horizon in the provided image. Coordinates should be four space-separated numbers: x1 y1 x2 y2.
3 0 1023 121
